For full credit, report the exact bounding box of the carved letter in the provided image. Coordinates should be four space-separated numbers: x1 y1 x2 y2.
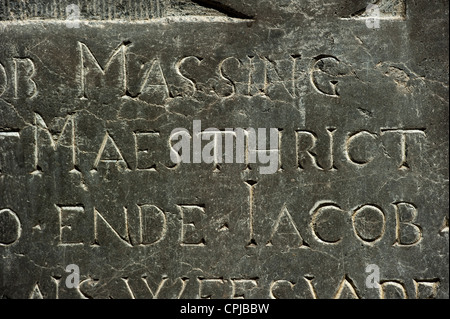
93 132 129 170
414 279 440 299
94 207 132 247
198 278 226 299
138 204 167 245
333 275 360 299
13 58 37 99
310 202 345 244
134 131 160 171
296 131 324 170
0 131 20 174
0 208 21 246
34 113 77 173
380 129 426 170
393 202 422 246
379 281 408 299
310 55 340 97
178 205 206 246
0 63 6 97
230 279 258 299
169 128 192 165
352 205 386 244
267 205 308 248
345 131 379 165
78 41 130 99
56 205 85 246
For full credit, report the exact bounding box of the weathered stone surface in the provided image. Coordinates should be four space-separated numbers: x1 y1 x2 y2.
0 0 448 299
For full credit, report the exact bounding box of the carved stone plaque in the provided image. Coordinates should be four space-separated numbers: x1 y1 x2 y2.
0 0 448 299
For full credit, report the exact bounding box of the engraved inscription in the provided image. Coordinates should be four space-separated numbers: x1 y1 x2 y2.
0 0 447 300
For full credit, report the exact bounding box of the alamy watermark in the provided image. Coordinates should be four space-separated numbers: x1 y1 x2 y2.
169 120 279 174
65 264 80 289
66 4 81 29
365 3 381 29
365 264 380 289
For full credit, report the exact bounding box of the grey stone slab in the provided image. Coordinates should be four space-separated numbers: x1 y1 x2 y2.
0 0 448 299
